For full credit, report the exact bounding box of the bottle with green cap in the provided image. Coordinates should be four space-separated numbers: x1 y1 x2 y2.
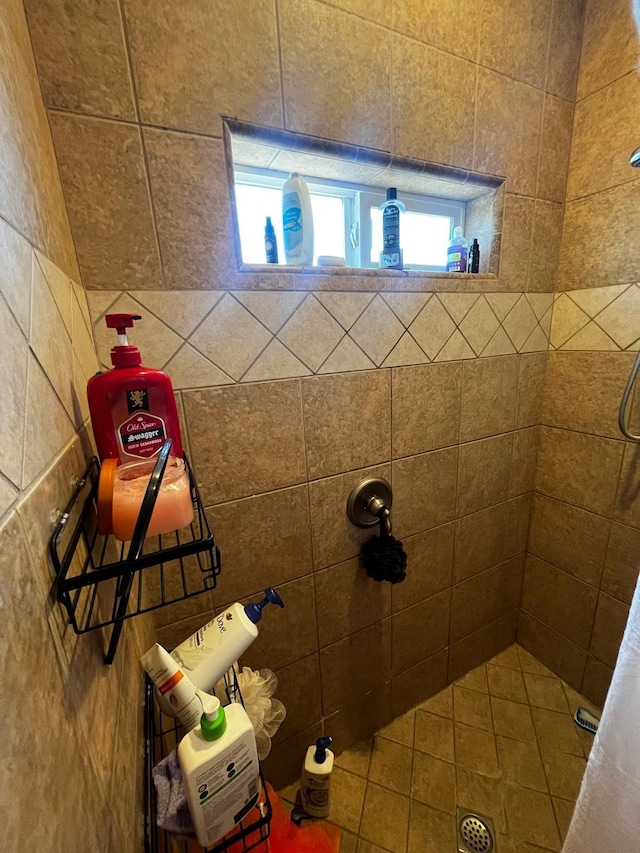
300 735 334 818
178 693 260 847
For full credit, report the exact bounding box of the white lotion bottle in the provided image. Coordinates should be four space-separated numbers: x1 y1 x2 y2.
179 694 261 848
140 643 203 731
170 588 285 692
300 736 334 818
282 172 314 265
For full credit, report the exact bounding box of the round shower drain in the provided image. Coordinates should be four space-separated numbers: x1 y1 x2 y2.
459 813 494 853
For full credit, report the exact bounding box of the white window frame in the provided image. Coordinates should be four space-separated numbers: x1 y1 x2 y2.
234 167 465 272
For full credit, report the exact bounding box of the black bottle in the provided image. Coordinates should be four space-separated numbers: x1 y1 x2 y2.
265 216 279 264
468 238 480 273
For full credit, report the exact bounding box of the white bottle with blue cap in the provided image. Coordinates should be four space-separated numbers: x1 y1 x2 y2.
169 587 285 693
300 736 334 818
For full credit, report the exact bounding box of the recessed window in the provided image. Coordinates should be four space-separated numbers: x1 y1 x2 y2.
225 118 503 276
234 168 464 271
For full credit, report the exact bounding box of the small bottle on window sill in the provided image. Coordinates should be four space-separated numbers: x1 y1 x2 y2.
468 237 480 273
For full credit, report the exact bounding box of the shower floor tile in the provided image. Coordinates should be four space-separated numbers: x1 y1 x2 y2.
279 644 599 852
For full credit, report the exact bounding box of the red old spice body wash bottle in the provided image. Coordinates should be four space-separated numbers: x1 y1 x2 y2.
87 313 183 464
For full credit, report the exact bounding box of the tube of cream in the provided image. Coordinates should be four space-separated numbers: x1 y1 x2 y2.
140 643 203 731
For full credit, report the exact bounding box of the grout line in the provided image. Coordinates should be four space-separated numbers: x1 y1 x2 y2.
273 0 287 129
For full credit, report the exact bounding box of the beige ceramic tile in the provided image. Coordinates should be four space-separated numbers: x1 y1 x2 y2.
132 290 223 338
457 433 512 515
0 292 28 487
552 797 575 843
183 380 306 504
414 711 454 762
393 448 458 537
454 723 499 777
317 292 375 330
535 426 623 517
411 751 456 813
546 0 583 100
460 355 518 441
500 196 535 292
487 664 527 703
0 218 31 337
320 620 392 716
24 0 135 119
408 297 456 359
595 285 640 349
278 296 344 372
454 686 493 732
516 352 547 430
123 0 281 133
377 711 415 748
392 34 475 168
490 645 522 670
578 0 638 98
319 337 375 373
497 735 547 792
557 184 640 292
517 646 555 677
530 707 583 756
418 684 453 719
233 291 306 334
382 292 431 326
49 112 161 290
368 737 413 795
392 590 451 675
561 321 620 351
359 782 410 853
475 68 544 196
541 750 586 800
206 486 312 602
408 801 457 853
528 201 563 292
454 502 508 583
503 786 561 851
478 0 551 88
523 673 570 713
456 664 488 693
308 464 392 569
164 344 234 389
505 493 533 558
391 523 454 612
537 96 573 203
381 332 428 368
522 555 598 649
601 522 640 605
335 739 373 778
456 767 507 833
590 593 629 668
491 696 536 743
331 768 367 833
348 295 405 365
144 129 237 290
503 297 538 352
279 0 391 150
458 297 500 354
434 330 475 362
392 0 478 61
302 370 390 479
392 362 461 458
569 71 640 201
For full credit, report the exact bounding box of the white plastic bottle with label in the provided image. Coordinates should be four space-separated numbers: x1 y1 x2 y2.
282 172 314 265
170 588 285 692
300 736 334 818
140 643 203 731
178 694 261 847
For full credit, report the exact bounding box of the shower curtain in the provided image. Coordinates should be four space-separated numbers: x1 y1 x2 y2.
563 577 640 852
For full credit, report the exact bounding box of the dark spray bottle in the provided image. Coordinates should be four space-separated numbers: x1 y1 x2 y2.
468 238 480 273
264 216 279 264
379 188 405 270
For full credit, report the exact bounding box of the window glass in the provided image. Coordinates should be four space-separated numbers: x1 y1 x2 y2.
369 208 452 269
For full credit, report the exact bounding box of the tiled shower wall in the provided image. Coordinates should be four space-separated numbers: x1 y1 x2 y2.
519 0 640 708
23 0 587 789
0 1 153 848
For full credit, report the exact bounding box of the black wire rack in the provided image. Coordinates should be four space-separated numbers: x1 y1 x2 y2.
49 454 220 663
144 669 273 853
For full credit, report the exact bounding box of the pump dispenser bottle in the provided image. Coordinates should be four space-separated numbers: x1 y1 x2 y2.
170 588 285 692
300 736 334 818
87 313 183 463
179 693 261 847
